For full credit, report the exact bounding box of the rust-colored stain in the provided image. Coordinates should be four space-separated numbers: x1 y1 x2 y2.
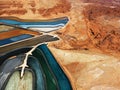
83 4 120 53
0 29 40 40
37 0 71 16
0 9 27 15
65 62 86 80
0 0 71 16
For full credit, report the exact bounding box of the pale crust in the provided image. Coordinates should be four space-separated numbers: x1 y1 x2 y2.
48 45 120 90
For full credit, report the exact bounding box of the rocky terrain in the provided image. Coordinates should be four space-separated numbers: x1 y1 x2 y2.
0 0 70 18
0 0 120 90
1 0 120 54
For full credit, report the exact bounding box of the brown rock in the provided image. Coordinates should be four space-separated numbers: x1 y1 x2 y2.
1 0 120 90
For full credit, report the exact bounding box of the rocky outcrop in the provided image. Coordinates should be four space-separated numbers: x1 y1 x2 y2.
0 0 71 18
51 0 120 54
83 2 120 53
1 0 120 90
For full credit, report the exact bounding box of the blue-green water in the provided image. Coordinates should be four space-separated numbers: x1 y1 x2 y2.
0 34 33 46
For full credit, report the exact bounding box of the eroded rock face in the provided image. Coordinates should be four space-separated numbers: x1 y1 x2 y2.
0 0 120 54
52 0 120 54
0 0 71 18
83 3 120 53
1 0 120 90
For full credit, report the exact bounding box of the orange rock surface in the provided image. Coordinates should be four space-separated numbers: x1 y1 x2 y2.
0 0 71 19
1 0 120 90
